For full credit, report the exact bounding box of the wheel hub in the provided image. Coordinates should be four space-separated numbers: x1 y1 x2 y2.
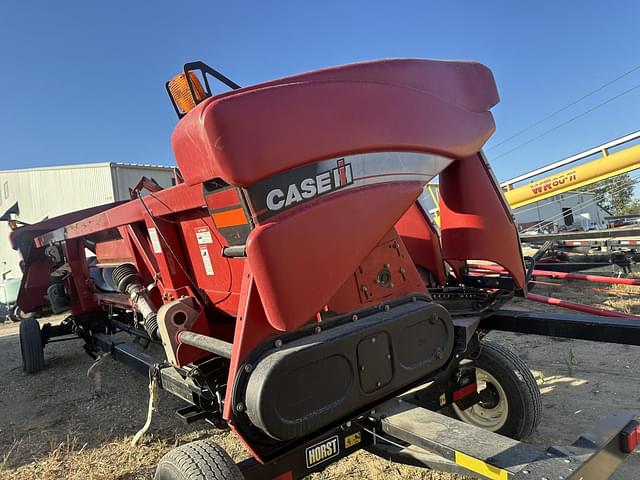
452 367 509 431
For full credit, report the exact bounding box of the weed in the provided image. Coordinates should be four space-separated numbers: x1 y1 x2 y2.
565 348 577 376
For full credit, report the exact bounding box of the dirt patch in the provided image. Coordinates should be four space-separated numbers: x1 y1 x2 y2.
0 277 639 479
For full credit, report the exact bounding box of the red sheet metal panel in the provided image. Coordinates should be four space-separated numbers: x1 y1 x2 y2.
325 228 429 315
172 59 498 187
212 58 498 113
15 248 50 313
395 202 446 285
178 216 244 316
439 154 526 289
247 182 425 332
95 238 134 265
63 182 205 239
224 269 280 421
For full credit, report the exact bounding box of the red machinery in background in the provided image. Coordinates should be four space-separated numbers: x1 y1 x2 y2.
10 60 639 480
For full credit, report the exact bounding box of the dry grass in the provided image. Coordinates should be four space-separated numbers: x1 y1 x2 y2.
2 430 468 480
5 435 166 480
2 430 248 480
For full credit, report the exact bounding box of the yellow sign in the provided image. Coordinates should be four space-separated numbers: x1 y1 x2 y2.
344 432 362 449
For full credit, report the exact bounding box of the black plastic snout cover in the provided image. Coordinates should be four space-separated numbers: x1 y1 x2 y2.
243 300 454 441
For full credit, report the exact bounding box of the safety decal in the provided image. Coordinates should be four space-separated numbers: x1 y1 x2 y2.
148 227 162 253
344 432 362 449
199 246 214 275
195 226 213 245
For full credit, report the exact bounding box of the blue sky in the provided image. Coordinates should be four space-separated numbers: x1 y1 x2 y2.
1 1 639 184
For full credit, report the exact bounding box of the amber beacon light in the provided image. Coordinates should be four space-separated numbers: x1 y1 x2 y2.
167 71 207 114
166 61 242 118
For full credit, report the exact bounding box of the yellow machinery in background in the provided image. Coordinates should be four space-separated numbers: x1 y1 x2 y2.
502 131 640 210
427 130 640 224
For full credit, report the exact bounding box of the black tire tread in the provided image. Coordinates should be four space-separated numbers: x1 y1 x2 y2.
477 340 541 439
155 439 242 480
19 318 44 374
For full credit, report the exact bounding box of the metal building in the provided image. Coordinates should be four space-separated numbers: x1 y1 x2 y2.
513 191 609 233
0 162 175 280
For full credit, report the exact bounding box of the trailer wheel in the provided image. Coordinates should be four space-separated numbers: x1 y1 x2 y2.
452 341 541 440
155 439 242 480
19 317 45 374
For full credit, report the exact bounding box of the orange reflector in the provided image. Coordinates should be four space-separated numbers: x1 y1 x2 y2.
168 71 207 114
621 420 640 453
212 208 248 228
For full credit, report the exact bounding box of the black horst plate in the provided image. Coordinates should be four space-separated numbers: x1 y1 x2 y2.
242 300 454 441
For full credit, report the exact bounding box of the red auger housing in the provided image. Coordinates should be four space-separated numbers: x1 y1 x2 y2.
11 59 526 460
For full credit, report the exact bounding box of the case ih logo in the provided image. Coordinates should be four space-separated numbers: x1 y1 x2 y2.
265 159 353 212
530 171 577 195
305 435 340 468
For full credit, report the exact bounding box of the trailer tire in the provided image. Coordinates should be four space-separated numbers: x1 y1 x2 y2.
19 318 45 374
451 341 541 440
155 439 242 480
